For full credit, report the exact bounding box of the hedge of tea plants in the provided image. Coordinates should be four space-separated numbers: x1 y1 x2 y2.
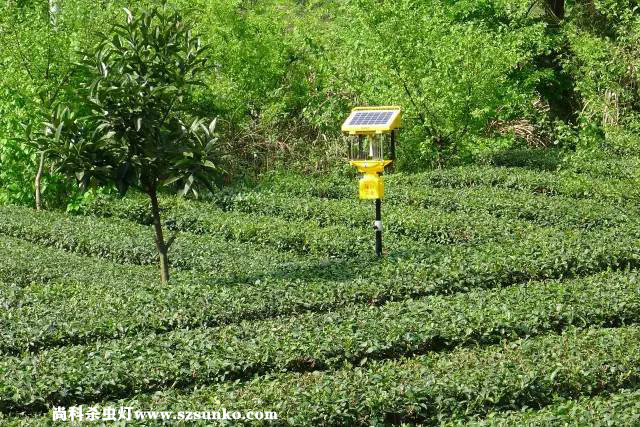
6 327 639 425
458 389 640 426
83 192 554 247
259 165 640 202
1 161 640 423
2 269 640 414
4 204 640 358
206 187 635 236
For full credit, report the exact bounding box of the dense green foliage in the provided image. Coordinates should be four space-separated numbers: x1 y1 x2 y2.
2 268 639 413
75 2 217 196
2 0 640 207
0 0 114 206
5 327 640 424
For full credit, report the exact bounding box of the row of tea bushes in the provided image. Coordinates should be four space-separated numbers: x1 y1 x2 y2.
259 166 640 202
0 235 376 353
561 153 640 180
387 186 635 230
77 194 387 256
0 235 159 291
0 205 329 272
2 266 639 411
455 388 640 426
9 326 638 424
4 216 640 353
77 185 636 258
86 192 547 247
391 166 640 201
210 187 633 235
10 374 640 425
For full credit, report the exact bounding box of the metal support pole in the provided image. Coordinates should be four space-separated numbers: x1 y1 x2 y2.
390 130 396 161
389 130 396 173
375 198 382 257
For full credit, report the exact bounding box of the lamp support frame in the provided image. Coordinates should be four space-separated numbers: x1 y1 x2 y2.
375 198 382 257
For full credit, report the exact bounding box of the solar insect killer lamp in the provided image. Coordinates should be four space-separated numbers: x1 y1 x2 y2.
342 106 402 257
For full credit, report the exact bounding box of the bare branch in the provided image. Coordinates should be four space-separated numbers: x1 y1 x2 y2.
165 230 179 249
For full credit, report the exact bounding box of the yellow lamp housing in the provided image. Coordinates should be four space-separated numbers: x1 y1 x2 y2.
350 160 392 174
342 107 401 177
359 173 384 200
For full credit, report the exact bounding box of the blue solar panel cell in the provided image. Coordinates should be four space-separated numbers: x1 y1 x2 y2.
349 111 395 126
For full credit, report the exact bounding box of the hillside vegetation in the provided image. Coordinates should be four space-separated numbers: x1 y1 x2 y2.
1 0 640 207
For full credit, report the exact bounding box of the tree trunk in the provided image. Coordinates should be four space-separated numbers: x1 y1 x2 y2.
547 0 565 20
148 185 170 284
35 152 45 211
48 0 58 28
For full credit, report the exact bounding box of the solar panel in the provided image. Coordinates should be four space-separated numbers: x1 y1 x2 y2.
348 111 395 126
341 106 402 134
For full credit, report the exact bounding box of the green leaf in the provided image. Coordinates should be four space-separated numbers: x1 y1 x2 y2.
160 175 182 187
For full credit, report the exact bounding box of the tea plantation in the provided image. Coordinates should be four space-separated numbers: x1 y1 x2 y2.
2 160 640 425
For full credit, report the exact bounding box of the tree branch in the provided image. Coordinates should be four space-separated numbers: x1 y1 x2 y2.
165 230 179 249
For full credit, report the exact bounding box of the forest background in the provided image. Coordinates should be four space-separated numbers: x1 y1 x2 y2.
1 0 639 209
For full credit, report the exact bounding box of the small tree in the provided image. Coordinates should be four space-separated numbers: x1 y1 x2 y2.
69 3 218 283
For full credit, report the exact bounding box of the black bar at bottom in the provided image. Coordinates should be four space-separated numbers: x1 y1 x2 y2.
375 198 382 257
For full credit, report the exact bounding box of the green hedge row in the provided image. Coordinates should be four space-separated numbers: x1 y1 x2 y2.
70 170 639 254
0 235 377 353
0 235 159 291
392 166 640 201
388 186 634 230
79 194 399 256
209 187 632 236
454 389 640 426
259 166 639 202
255 171 356 199
13 326 638 425
0 205 327 273
84 192 549 247
562 154 640 180
221 192 543 243
4 212 640 353
2 267 639 413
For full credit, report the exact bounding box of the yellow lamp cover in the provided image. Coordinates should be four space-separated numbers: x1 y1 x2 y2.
359 174 384 200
